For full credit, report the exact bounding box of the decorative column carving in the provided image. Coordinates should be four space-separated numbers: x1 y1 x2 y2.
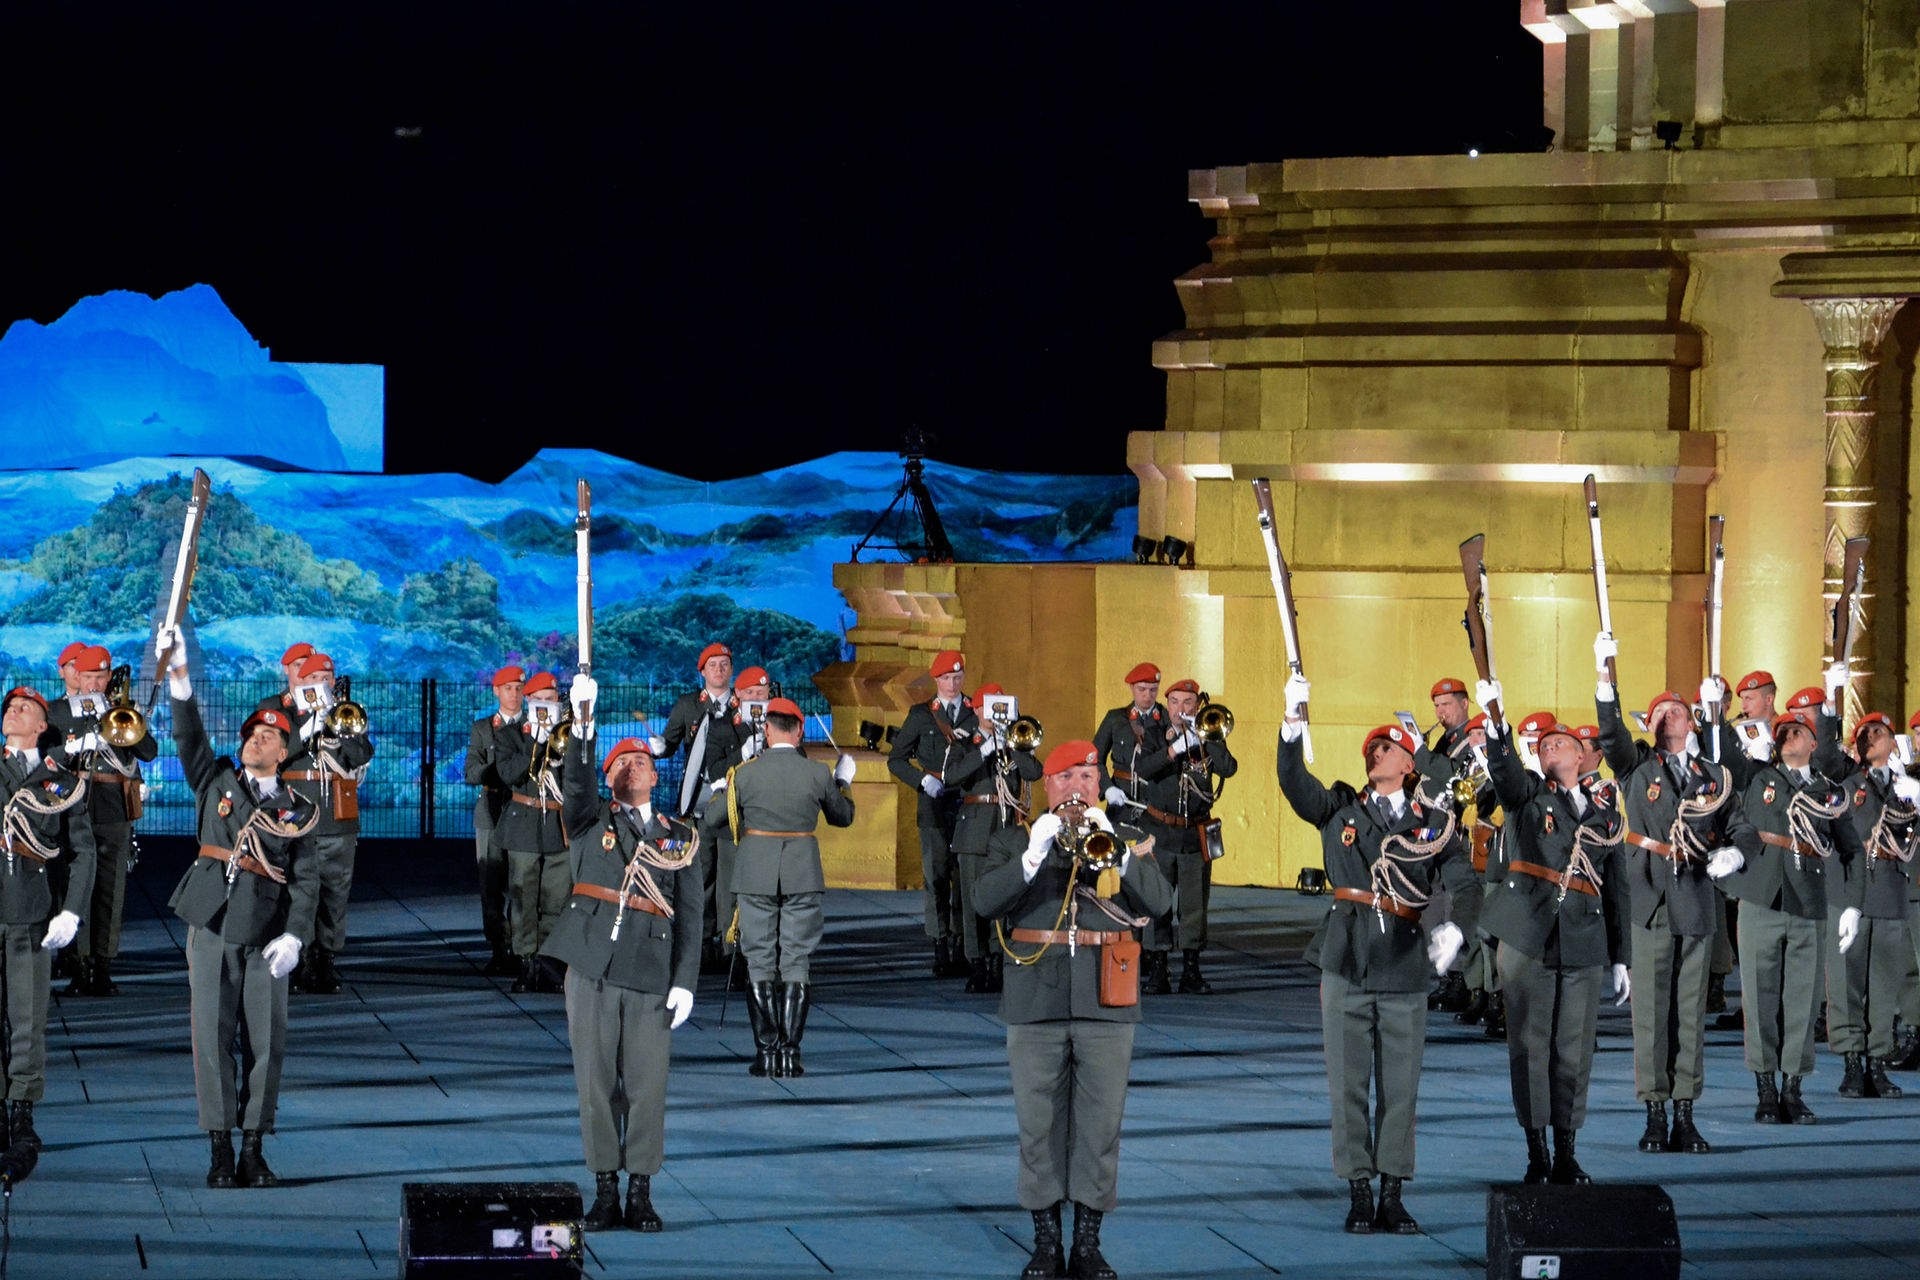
1800 296 1904 725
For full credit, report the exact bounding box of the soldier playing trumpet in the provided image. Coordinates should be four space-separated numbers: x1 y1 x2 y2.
1130 679 1236 995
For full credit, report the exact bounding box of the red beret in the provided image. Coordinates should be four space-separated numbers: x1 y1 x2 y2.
1166 678 1201 696
1772 709 1817 737
522 672 559 697
295 652 334 680
1573 724 1601 742
56 642 87 668
281 642 314 666
492 665 526 688
1536 721 1580 748
1464 712 1489 731
1911 708 1920 731
1516 711 1559 738
241 707 292 742
973 683 1005 699
765 697 803 719
1362 724 1419 760
1785 687 1825 711
75 645 111 674
695 642 731 671
1734 671 1775 695
1431 678 1467 698
1645 691 1687 721
601 736 657 774
1123 662 1159 686
1043 739 1100 776
1853 712 1896 746
733 666 770 690
930 650 964 679
2 687 47 715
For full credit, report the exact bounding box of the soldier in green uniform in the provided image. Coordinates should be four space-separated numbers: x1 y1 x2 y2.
262 652 373 995
48 644 154 997
0 685 95 1154
706 664 771 987
1713 704 1864 1123
976 738 1171 1280
539 667 702 1234
466 665 526 978
662 642 751 971
162 637 319 1189
728 697 855 1077
949 682 1042 994
888 649 978 977
1133 678 1237 996
1426 678 1477 1013
1275 674 1474 1234
1477 679 1631 1186
1592 637 1760 1157
494 671 573 992
1093 662 1180 994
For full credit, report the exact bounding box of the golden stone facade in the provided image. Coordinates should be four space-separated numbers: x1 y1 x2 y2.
821 0 1920 888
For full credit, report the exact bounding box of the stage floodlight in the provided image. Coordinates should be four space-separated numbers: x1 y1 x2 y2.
1655 120 1682 150
1132 535 1157 565
858 720 885 751
1159 535 1189 567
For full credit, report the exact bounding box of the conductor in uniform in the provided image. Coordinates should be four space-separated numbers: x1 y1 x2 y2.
976 738 1171 1280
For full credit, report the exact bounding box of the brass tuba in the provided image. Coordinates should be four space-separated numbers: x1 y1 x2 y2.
324 674 369 738
100 665 148 749
1008 714 1044 752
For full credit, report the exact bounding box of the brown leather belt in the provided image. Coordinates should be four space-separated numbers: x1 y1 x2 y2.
511 793 562 812
1332 886 1422 921
1112 770 1137 783
743 828 812 838
1758 830 1825 859
197 844 288 884
1142 804 1198 829
82 771 133 785
570 882 667 916
960 795 999 806
1009 928 1131 946
1625 831 1681 861
1507 859 1599 897
282 771 325 782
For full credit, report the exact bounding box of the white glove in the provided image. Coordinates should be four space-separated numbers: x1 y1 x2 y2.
1699 677 1724 709
569 674 597 718
1169 731 1198 754
1084 807 1114 833
1706 847 1745 880
647 734 668 758
263 934 303 980
1596 678 1616 704
300 714 325 742
709 777 727 794
1837 907 1861 954
1594 631 1618 676
1475 679 1502 712
39 910 78 951
1284 674 1311 720
1484 714 1504 741
1893 773 1920 805
67 731 102 754
979 733 998 758
532 718 553 744
1743 731 1771 761
919 773 944 798
1104 785 1129 808
833 753 856 786
165 635 191 698
740 736 759 762
1426 921 1464 976
1611 962 1631 1006
1022 814 1062 880
666 986 694 1029
1825 661 1849 701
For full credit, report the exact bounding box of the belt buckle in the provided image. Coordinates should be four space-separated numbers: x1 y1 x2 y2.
1371 892 1387 934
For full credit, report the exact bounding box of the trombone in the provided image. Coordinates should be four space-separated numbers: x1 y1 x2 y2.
100 665 148 749
1195 692 1234 742
324 674 369 738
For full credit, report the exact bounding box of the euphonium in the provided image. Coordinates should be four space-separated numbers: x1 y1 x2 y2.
100 664 148 749
324 675 369 738
1008 714 1044 752
1196 701 1234 741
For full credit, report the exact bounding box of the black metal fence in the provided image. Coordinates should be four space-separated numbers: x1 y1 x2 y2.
16 678 830 840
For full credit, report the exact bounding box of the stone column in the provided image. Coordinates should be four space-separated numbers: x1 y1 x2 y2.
1800 296 1904 725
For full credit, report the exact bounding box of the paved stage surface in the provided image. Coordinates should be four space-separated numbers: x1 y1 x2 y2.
16 838 1920 1278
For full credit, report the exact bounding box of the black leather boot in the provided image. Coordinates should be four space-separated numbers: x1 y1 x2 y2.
1754 1071 1781 1123
582 1172 620 1231
624 1173 662 1232
7 1102 38 1152
1343 1178 1374 1233
65 955 95 997
1638 1100 1668 1152
1781 1074 1816 1124
1667 1100 1709 1152
206 1130 236 1188
1143 950 1172 996
1550 1127 1591 1185
236 1130 277 1188
943 941 972 978
1178 949 1214 995
1887 1023 1920 1070
931 939 950 977
779 982 811 1077
510 955 537 994
1022 1204 1064 1279
1523 1128 1552 1184
92 956 120 996
1704 972 1727 1014
1866 1055 1903 1098
1373 1174 1418 1234
747 980 780 1077
308 947 341 995
483 947 519 977
1484 991 1508 1040
1815 1002 1828 1043
1838 1051 1867 1098
986 953 1004 993
965 957 988 993
1437 972 1470 1012
1067 1204 1116 1280
1455 988 1488 1025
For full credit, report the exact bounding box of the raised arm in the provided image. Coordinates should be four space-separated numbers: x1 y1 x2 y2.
1274 728 1348 829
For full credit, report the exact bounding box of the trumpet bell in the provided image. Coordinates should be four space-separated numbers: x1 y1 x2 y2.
325 701 369 738
1197 703 1234 740
1008 715 1044 752
101 705 148 749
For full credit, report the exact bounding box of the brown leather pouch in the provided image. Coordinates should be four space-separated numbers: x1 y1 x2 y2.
122 776 144 822
1100 934 1141 1008
331 776 360 823
1201 818 1225 861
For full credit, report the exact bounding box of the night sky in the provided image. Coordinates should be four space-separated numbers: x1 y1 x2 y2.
0 2 1542 482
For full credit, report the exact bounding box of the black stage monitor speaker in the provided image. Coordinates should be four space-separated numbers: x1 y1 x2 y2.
400 1181 584 1278
1486 1183 1680 1279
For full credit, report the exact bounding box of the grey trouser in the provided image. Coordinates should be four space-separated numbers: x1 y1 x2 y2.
919 822 958 943
1828 909 1908 1058
187 925 288 1132
1006 1019 1135 1212
737 891 823 984
956 852 991 962
77 820 133 960
1319 972 1425 1180
1904 897 1920 1025
1147 825 1212 952
1710 895 1735 976
1630 911 1711 1102
1498 945 1601 1131
0 924 50 1101
708 829 738 953
564 972 671 1175
475 818 509 954
507 848 569 957
311 831 357 953
1738 899 1821 1076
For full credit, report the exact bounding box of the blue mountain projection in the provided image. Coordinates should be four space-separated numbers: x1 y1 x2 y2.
0 285 382 472
0 450 1136 686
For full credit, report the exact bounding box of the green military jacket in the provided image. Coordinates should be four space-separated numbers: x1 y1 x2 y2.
491 720 571 855
888 698 983 827
1092 703 1176 805
949 744 1042 856
1832 762 1919 920
0 744 95 927
47 691 157 827
1724 761 1864 920
662 688 752 815
728 745 855 896
258 693 375 838
465 710 521 831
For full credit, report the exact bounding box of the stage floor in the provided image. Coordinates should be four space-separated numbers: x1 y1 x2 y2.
20 839 1920 1279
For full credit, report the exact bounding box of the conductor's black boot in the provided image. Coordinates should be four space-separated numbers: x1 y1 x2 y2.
7 1102 38 1152
964 957 988 993
747 980 779 1077
778 982 811 1078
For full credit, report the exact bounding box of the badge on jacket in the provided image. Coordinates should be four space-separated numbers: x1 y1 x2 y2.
1855 789 1868 807
1544 812 1556 834
1763 782 1776 805
1340 822 1356 846
1646 781 1661 803
218 794 233 817
602 828 618 850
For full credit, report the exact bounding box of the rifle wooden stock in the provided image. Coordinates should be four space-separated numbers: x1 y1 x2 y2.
1583 473 1618 688
1459 534 1502 724
1251 478 1311 762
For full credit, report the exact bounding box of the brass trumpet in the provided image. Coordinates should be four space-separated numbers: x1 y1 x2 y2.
1008 714 1044 752
324 674 369 738
100 665 148 749
1196 701 1234 741
1053 796 1123 872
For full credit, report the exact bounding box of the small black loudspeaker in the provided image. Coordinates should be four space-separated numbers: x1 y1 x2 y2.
400 1181 584 1278
1486 1183 1680 1279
